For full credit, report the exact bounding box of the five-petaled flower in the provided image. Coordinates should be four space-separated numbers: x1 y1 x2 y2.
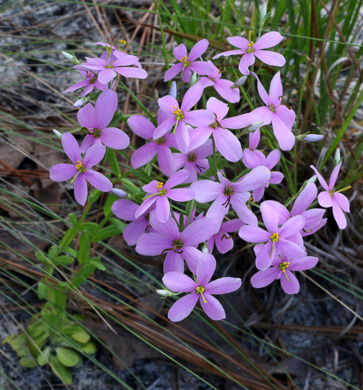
213 31 286 75
311 163 350 229
50 133 112 205
163 253 242 322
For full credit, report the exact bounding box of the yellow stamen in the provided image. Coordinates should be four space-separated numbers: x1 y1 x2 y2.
246 31 255 53
119 39 126 46
75 160 85 173
270 233 279 242
196 286 207 303
173 106 184 121
279 261 290 282
156 182 164 190
179 55 191 68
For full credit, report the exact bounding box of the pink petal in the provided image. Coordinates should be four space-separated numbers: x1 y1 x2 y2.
275 105 296 129
175 122 190 153
265 149 281 169
189 126 213 150
136 232 172 255
164 252 184 273
251 106 273 126
207 96 229 120
165 169 190 189
127 115 155 139
164 63 184 81
333 192 350 212
100 127 129 150
254 50 286 67
156 195 170 223
231 194 258 225
329 162 342 189
226 36 249 49
271 115 295 151
50 163 77 182
207 277 241 294
184 109 215 127
84 170 112 192
167 188 194 202
254 75 270 106
260 201 279 232
200 293 226 320
238 226 270 243
256 241 274 270
173 43 187 61
74 175 88 206
196 253 216 286
77 103 97 130
280 271 299 294
310 165 329 191
80 135 95 154
291 182 317 215
279 215 305 237
131 142 157 169
235 166 271 192
188 39 209 61
238 53 255 75
182 246 204 274
157 147 175 177
83 143 106 168
269 72 282 107
191 180 223 203
318 191 333 208
115 67 147 79
182 217 219 246
332 198 347 229
111 199 138 221
61 133 82 165
251 267 280 288
158 95 179 115
214 129 242 162
167 294 198 322
214 79 240 103
181 83 204 112
98 68 117 84
153 117 176 139
213 49 244 59
163 272 196 292
95 89 117 128
135 197 158 219
254 32 283 50
221 112 260 130
123 220 149 246
289 256 318 271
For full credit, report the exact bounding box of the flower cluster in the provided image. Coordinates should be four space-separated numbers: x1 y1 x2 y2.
51 33 351 323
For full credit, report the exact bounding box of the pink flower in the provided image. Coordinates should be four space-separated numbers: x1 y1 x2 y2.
192 97 260 162
198 61 240 103
251 254 318 294
154 83 214 153
128 112 177 177
50 133 112 205
251 72 296 151
213 32 286 75
77 90 130 153
238 201 306 270
163 253 242 322
206 219 244 254
63 70 109 97
135 170 194 223
164 39 213 83
311 163 350 229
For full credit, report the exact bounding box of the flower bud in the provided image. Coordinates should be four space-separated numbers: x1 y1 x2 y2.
73 98 85 108
303 134 324 142
334 148 341 165
52 129 62 139
260 3 267 20
112 188 127 198
201 245 209 254
232 76 247 88
248 121 264 132
190 71 197 85
61 51 80 64
169 81 177 98
156 289 174 297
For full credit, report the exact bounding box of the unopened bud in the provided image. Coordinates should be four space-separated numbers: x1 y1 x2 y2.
334 148 341 165
260 3 267 20
303 134 324 142
111 188 127 198
156 289 174 297
169 81 177 98
61 51 80 64
52 129 62 138
190 71 197 86
248 121 264 132
308 175 317 183
73 98 85 108
201 245 209 254
232 76 247 88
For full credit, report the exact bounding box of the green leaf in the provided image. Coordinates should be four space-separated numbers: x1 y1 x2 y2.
35 251 50 266
53 255 74 266
71 330 90 344
109 112 123 127
107 148 121 177
92 224 122 242
77 232 91 264
50 355 72 385
82 341 97 354
19 357 37 368
110 217 126 233
48 245 58 258
130 169 151 184
27 320 45 339
55 347 80 367
121 178 140 196
104 193 118 216
3 334 28 357
89 259 106 271
37 346 51 366
68 213 78 226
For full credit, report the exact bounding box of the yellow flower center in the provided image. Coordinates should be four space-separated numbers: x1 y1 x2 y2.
75 160 85 173
173 106 184 121
270 233 279 242
156 181 167 196
223 186 234 197
180 55 191 68
196 285 207 303
119 39 127 46
279 261 290 282
155 137 166 145
269 104 276 113
246 31 255 53
187 152 197 163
